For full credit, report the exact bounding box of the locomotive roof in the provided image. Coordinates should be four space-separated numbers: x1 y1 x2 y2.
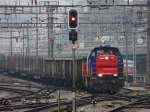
92 46 119 52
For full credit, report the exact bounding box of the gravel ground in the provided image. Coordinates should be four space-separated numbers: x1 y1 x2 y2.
0 90 18 98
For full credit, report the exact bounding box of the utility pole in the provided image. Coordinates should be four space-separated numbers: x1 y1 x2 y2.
133 25 136 84
26 21 30 56
10 30 13 56
22 27 25 72
72 44 76 112
47 6 54 58
22 28 25 56
57 90 60 112
146 0 150 87
47 6 50 57
36 3 38 56
127 0 129 5
123 7 129 86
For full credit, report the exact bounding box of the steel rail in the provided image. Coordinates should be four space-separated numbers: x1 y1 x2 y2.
109 95 150 112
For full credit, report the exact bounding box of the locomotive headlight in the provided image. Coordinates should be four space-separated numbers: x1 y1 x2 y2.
98 74 103 77
114 74 118 77
105 57 109 60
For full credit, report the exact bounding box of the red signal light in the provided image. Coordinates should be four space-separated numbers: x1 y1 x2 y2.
68 9 78 29
71 16 76 21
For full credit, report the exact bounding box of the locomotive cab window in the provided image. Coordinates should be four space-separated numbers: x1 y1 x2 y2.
90 50 96 58
97 50 104 55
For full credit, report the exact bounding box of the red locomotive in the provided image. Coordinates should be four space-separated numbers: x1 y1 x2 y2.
82 46 124 93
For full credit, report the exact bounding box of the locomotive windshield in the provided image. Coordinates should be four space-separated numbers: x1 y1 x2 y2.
97 49 119 56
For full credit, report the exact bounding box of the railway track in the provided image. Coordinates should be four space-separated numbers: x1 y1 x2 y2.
0 84 42 89
109 94 150 112
0 86 36 94
0 73 58 112
0 74 149 112
21 89 139 112
0 85 59 111
0 77 58 111
0 85 148 112
25 88 150 112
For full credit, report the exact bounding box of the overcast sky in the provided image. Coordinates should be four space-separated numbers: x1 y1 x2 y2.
1 0 86 5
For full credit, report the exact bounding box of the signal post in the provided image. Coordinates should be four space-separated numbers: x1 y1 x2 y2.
68 9 78 112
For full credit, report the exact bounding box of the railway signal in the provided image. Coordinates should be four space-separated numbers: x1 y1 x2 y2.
68 9 78 43
68 9 78 29
68 9 78 112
